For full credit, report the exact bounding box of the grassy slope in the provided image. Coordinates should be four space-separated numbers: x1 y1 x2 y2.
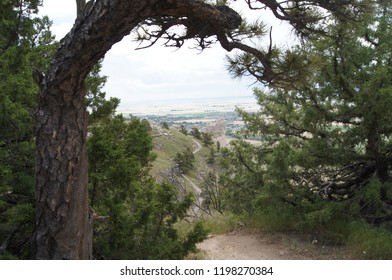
149 125 211 188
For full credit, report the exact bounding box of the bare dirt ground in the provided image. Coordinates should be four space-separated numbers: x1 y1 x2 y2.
198 230 354 260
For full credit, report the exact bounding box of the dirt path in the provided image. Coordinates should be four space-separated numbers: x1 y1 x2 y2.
198 230 352 260
192 139 202 154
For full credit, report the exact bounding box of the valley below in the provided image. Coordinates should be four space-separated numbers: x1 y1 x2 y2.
118 95 259 138
111 95 362 260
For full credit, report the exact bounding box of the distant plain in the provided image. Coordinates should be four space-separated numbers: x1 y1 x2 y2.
117 95 259 116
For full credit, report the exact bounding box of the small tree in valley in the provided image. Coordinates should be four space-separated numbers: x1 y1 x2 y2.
174 148 195 175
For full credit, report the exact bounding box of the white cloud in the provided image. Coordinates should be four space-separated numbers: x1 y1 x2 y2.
39 0 76 39
100 34 253 104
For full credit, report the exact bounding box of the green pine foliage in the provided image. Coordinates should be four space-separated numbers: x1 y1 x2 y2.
220 0 392 256
85 61 120 124
88 116 207 259
190 127 201 140
174 148 195 174
0 0 56 259
179 124 188 135
201 132 213 146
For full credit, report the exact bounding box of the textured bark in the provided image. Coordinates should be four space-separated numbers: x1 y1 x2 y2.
76 0 86 17
31 0 243 259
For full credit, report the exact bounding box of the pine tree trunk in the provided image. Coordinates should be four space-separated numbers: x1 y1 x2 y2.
32 79 92 259
30 0 240 259
30 0 149 259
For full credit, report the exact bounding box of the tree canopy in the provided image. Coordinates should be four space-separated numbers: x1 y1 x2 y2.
221 0 392 239
0 0 56 258
2 0 384 259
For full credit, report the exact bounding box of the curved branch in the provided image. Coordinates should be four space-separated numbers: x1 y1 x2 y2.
217 31 273 82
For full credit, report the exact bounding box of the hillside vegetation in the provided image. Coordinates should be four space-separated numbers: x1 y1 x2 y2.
148 119 392 260
149 123 213 193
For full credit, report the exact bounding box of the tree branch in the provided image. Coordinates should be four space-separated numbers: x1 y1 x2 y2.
319 162 377 198
245 0 366 36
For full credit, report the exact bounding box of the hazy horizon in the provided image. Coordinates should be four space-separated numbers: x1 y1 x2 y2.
116 94 259 116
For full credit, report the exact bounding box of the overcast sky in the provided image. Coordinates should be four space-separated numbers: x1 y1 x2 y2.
38 1 293 108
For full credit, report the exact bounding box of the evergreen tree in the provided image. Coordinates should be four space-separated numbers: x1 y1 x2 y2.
190 127 201 140
201 132 213 146
179 124 188 135
174 148 195 175
222 1 392 229
88 115 207 259
207 147 217 165
0 0 56 259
